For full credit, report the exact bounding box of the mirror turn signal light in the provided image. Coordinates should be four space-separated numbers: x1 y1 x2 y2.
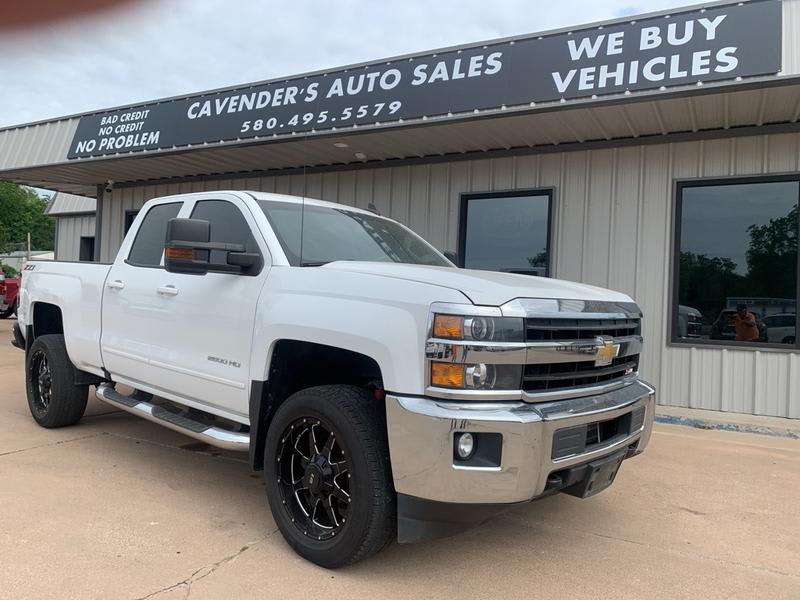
430 362 464 388
165 247 195 260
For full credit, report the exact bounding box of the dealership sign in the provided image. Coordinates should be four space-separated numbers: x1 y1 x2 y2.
67 0 782 159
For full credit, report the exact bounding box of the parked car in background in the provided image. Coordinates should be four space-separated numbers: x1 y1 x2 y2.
710 308 767 342
677 305 702 338
0 273 19 319
762 313 796 345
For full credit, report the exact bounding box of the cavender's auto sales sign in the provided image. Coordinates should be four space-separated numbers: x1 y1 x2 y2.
67 0 782 159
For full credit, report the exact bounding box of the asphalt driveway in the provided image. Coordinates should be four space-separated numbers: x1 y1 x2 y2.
0 319 798 599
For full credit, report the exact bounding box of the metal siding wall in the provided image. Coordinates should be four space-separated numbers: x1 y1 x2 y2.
102 131 800 418
55 215 96 261
782 0 800 76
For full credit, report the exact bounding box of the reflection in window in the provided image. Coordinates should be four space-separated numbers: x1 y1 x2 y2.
461 192 551 276
675 180 798 347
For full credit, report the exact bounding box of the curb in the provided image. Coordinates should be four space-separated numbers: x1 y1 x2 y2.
655 414 800 440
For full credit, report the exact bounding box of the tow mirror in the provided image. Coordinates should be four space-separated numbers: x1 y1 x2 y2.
164 218 258 275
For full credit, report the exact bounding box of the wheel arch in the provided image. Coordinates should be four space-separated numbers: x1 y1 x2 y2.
31 301 64 338
27 302 102 386
249 339 385 470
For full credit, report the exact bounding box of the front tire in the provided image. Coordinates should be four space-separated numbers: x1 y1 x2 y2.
264 385 395 568
25 334 89 428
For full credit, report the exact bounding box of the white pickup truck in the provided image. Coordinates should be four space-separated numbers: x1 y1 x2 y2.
13 190 655 568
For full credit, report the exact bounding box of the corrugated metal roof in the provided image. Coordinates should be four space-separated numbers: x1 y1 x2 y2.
45 192 96 215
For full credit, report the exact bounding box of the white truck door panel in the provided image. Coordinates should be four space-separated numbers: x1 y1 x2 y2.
101 196 268 420
101 201 187 397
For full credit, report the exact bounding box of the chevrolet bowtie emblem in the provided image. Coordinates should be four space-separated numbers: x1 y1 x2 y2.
595 337 620 367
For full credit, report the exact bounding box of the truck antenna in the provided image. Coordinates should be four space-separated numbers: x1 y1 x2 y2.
299 133 307 266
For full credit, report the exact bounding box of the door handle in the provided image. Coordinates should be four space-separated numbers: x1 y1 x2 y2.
107 280 125 290
156 285 179 296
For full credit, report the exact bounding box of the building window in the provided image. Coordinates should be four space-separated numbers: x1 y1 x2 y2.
673 178 799 349
459 190 552 276
79 236 95 262
124 210 139 234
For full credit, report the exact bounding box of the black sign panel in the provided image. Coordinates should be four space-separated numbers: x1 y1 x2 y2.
67 0 782 159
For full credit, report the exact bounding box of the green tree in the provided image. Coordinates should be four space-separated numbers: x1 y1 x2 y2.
745 206 798 299
0 182 55 252
679 252 745 322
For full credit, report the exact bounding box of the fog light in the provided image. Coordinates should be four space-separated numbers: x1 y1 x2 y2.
456 432 475 459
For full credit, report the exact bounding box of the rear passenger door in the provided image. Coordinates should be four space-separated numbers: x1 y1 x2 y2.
101 200 188 398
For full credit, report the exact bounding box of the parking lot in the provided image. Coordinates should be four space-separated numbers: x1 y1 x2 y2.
0 318 798 599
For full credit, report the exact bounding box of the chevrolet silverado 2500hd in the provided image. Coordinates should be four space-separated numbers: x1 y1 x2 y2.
13 191 655 568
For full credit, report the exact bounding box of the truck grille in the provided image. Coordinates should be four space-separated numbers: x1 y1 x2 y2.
525 317 640 341
524 355 639 392
524 317 641 393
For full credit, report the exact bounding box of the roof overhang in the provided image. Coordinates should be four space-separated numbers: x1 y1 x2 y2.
3 77 800 197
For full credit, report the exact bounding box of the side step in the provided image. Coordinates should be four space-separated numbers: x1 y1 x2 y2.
96 383 250 452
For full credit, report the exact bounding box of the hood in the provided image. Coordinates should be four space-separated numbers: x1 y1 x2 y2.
321 262 633 306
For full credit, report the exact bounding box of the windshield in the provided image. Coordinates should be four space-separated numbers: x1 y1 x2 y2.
258 200 451 267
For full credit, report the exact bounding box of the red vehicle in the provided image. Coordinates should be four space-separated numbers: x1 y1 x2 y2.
0 273 20 319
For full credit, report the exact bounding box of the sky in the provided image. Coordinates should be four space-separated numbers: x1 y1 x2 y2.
0 0 697 128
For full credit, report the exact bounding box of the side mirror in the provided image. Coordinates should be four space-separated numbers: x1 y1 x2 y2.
164 218 257 275
443 250 459 266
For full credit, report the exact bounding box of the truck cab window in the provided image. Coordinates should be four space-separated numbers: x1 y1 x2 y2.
190 200 260 264
127 202 182 267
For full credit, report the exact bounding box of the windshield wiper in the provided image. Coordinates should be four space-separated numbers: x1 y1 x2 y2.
300 261 329 267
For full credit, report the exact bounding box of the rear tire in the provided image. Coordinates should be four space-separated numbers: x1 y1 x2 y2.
25 334 88 428
264 385 395 568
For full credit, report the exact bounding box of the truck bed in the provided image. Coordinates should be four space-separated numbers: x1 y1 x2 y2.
20 260 113 377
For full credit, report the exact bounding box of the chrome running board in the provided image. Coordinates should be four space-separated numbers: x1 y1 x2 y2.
95 383 250 451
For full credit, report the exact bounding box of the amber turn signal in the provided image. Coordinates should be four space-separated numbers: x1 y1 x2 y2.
433 314 463 339
165 247 195 260
430 362 465 388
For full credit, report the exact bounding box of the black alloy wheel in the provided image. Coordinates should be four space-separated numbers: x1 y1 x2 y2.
277 418 351 541
264 385 395 568
25 334 88 428
28 349 52 416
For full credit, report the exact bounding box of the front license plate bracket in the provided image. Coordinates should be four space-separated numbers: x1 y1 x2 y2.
561 449 627 498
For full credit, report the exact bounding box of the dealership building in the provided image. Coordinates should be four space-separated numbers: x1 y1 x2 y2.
1 0 799 419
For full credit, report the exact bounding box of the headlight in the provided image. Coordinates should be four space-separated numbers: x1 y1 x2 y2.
432 314 524 342
430 362 523 390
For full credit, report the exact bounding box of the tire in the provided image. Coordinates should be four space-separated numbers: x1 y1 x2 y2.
25 334 89 428
264 385 395 568
0 301 15 319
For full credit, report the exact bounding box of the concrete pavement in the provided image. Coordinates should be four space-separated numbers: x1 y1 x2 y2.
0 318 798 599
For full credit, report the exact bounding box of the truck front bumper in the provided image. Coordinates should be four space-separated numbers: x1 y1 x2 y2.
386 379 655 542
